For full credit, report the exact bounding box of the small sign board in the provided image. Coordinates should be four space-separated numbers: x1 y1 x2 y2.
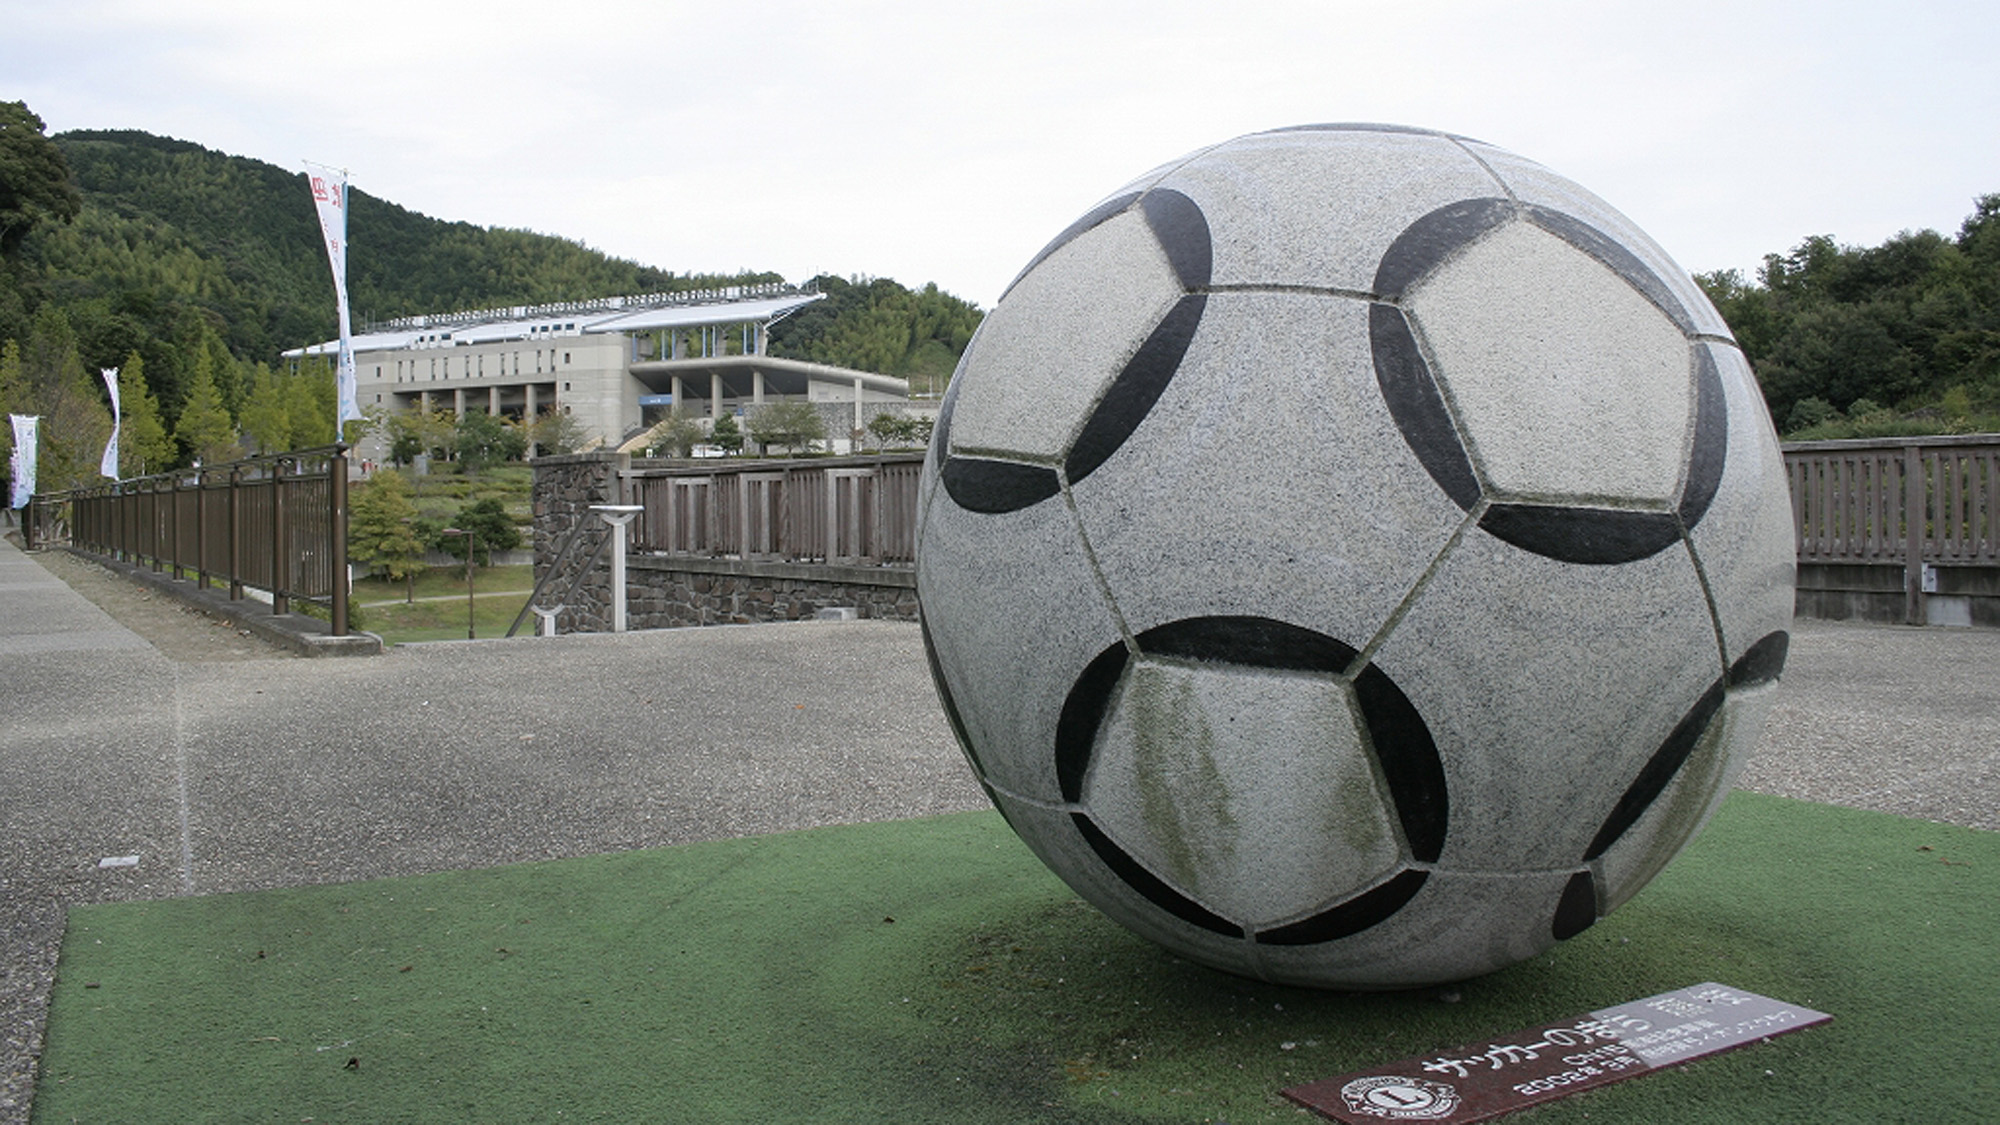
1283 983 1829 1123
638 394 676 406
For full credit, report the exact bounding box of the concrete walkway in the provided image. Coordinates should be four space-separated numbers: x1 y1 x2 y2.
2 530 1996 1124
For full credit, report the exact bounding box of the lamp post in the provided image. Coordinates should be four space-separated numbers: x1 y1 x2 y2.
589 505 643 633
442 526 478 639
400 516 418 604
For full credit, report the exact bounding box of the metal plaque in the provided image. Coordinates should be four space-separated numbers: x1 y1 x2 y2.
1283 983 1830 1123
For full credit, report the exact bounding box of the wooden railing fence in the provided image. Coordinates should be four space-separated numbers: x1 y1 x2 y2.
623 452 923 565
1784 434 1999 622
30 445 352 635
1784 436 2000 566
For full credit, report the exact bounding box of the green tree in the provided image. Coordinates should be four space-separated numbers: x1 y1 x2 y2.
0 339 22 495
440 497 521 569
173 347 237 465
707 412 743 456
348 469 427 599
1784 396 1838 433
116 353 173 475
747 400 824 455
0 101 81 256
15 306 112 491
525 407 584 456
372 406 451 466
643 409 703 458
396 409 458 463
455 409 525 470
285 360 336 448
1695 197 2000 432
866 411 933 449
238 362 289 453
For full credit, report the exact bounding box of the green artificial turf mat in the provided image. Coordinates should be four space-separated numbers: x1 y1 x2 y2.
35 792 2000 1123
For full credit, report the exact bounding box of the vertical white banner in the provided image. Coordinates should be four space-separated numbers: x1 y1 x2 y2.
9 414 38 509
100 367 122 479
305 161 363 427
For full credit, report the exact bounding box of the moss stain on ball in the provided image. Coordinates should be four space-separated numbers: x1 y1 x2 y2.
1332 756 1393 859
1124 666 1238 893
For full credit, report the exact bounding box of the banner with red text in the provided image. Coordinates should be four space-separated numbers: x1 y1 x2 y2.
305 161 362 426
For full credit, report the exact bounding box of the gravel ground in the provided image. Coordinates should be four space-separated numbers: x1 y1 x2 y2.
1737 618 2000 831
3 540 1994 1124
25 549 300 663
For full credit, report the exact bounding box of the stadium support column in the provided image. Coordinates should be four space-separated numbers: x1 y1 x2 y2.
711 373 722 420
453 388 466 417
489 386 501 414
853 376 865 449
672 375 684 412
524 384 539 458
753 370 765 406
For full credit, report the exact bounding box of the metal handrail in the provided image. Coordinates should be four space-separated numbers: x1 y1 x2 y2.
506 514 612 637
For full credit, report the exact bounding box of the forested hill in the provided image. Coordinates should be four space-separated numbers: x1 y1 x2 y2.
1695 195 2000 439
0 116 981 422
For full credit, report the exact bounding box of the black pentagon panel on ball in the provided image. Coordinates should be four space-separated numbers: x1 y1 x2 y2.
1371 197 1514 301
1523 205 1698 336
1135 614 1355 675
1055 642 1133 804
1255 869 1431 946
1676 345 1731 531
1139 189 1213 290
1583 679 1728 862
1065 294 1208 487
1728 631 1790 688
1551 871 1600 940
1477 504 1685 566
1368 303 1482 510
1351 664 1449 863
1072 813 1245 938
939 458 1062 514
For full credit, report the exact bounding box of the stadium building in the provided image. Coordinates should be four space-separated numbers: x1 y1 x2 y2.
286 283 916 457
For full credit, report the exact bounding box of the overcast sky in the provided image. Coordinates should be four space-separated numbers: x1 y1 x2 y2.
7 1 1997 311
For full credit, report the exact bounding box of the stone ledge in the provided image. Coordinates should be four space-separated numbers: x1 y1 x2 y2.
59 548 384 657
629 554 915 588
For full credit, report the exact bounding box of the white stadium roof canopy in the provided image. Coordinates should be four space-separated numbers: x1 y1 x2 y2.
284 290 823 358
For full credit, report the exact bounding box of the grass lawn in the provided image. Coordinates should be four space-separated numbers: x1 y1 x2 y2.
352 564 534 643
33 793 2000 1123
391 463 534 525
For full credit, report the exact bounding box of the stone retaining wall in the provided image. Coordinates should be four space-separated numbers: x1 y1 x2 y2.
624 557 916 629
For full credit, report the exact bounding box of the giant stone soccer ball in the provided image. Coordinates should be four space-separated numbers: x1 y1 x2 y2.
914 125 1795 990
